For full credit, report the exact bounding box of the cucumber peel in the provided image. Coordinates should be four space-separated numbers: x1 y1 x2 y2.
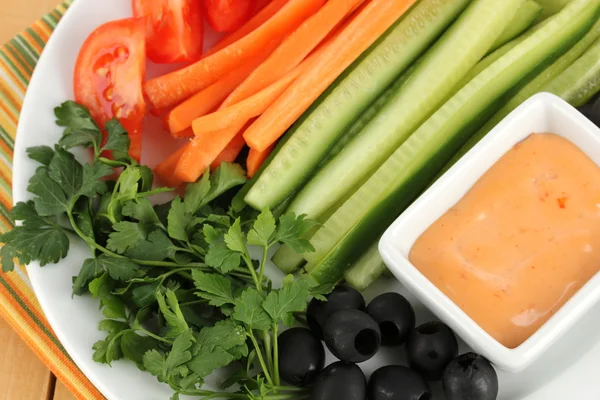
492 0 544 50
307 0 600 284
245 0 472 211
286 0 525 223
440 16 600 175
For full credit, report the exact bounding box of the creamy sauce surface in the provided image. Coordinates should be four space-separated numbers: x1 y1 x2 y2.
409 133 600 348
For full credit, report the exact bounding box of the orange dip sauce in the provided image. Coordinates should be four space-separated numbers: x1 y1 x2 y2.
409 133 600 348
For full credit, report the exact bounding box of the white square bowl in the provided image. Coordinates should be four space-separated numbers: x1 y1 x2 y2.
379 92 600 373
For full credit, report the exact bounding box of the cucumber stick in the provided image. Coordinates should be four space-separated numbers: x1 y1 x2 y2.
273 0 538 275
492 0 544 50
306 0 600 284
271 69 415 273
344 239 388 291
538 0 573 18
244 0 472 211
441 17 600 174
285 0 524 223
546 36 600 105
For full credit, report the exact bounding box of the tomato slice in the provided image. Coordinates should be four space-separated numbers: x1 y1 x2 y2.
74 18 146 162
204 0 254 33
132 0 204 64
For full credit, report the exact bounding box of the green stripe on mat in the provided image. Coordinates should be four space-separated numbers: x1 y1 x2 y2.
0 126 15 150
10 38 39 69
0 51 29 87
4 43 34 77
25 28 46 50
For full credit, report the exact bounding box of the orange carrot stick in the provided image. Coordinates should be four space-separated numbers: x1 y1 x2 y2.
154 145 188 187
243 0 418 151
205 0 290 57
166 52 268 135
192 62 304 135
224 0 365 106
174 123 246 182
144 0 325 110
247 145 274 177
210 131 247 171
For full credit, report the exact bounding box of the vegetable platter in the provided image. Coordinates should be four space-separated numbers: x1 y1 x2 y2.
5 0 600 399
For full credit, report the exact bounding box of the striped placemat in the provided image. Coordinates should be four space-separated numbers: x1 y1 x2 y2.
0 1 103 399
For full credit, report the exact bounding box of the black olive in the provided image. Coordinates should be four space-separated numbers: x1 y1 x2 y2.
367 292 415 346
324 309 381 363
307 284 366 339
368 365 432 400
406 321 458 381
312 362 367 400
277 327 325 387
443 353 499 400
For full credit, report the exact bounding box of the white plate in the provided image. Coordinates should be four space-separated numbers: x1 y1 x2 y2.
12 0 600 399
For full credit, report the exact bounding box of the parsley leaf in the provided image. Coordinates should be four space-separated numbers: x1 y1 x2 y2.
26 146 54 166
107 221 149 254
120 331 158 369
183 172 211 214
131 280 162 308
78 162 113 198
55 101 102 150
233 288 272 330
167 197 193 241
275 213 318 254
48 146 83 198
125 230 177 261
143 329 194 383
27 168 69 216
102 119 130 160
92 275 127 319
122 198 162 226
192 271 236 307
156 290 189 339
195 319 246 353
0 206 69 271
206 163 247 203
247 209 276 247
203 224 241 273
262 278 310 326
224 218 246 254
188 346 234 378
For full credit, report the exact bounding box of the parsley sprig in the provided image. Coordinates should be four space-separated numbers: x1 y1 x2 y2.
1 101 332 399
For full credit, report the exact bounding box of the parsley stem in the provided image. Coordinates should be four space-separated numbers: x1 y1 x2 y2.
273 323 281 388
263 330 274 379
242 253 262 293
258 245 269 284
135 327 172 344
248 330 274 386
68 210 210 269
136 187 173 198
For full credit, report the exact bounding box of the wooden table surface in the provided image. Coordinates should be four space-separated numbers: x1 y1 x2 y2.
0 1 78 399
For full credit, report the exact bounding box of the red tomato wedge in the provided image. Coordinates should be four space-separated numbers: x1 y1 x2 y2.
204 0 254 33
74 18 147 161
132 0 204 64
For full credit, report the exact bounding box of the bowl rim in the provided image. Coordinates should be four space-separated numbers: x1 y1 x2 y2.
379 92 600 373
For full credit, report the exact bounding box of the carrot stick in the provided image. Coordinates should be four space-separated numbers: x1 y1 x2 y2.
224 0 365 106
247 145 274 177
205 0 290 57
166 52 268 135
210 131 247 171
243 0 418 151
154 145 188 187
144 0 325 110
174 123 246 182
192 62 304 135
